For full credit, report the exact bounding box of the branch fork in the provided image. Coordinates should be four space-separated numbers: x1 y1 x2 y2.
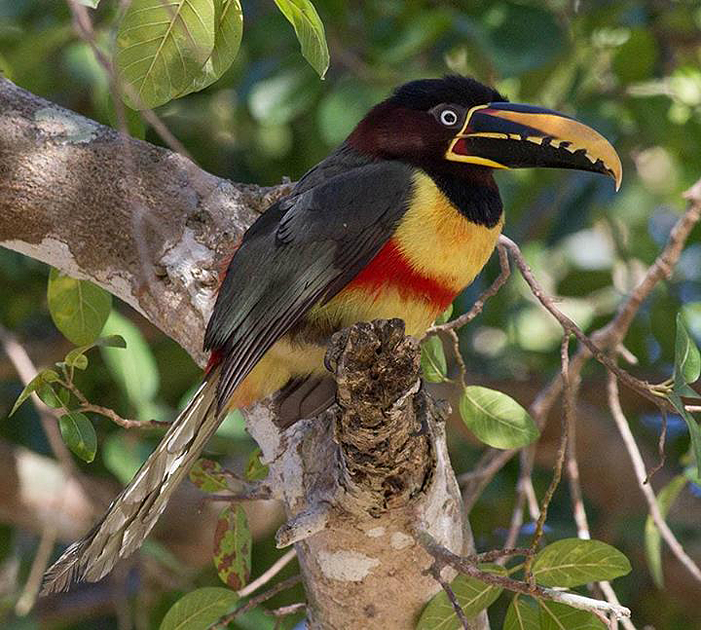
244 319 470 629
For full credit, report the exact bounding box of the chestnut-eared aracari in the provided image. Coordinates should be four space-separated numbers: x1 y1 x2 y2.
43 76 621 593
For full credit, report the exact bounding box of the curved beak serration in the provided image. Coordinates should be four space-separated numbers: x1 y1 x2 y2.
446 102 622 191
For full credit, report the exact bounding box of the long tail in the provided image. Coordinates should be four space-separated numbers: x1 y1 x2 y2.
41 374 222 594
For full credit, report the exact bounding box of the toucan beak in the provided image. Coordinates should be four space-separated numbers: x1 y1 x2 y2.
446 102 622 191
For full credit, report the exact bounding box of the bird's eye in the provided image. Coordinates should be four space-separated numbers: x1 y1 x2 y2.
439 108 460 127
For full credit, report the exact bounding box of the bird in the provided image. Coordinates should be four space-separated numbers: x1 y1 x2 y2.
41 75 621 593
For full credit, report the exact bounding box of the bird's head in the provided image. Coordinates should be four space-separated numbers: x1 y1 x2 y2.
348 75 622 190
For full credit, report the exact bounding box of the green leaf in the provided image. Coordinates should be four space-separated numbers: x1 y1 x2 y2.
65 334 127 371
273 0 329 78
644 474 687 588
421 335 448 383
9 369 59 416
416 564 506 630
503 596 539 630
669 392 701 483
459 386 539 449
65 350 89 370
47 269 112 346
674 313 701 387
213 505 251 589
435 304 453 325
244 448 269 481
100 311 159 416
36 383 70 409
179 0 243 96
190 459 229 492
159 586 238 630
532 538 631 587
539 601 606 630
97 334 128 349
59 411 97 463
116 0 216 110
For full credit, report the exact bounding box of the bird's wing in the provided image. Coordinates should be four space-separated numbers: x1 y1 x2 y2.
205 159 414 409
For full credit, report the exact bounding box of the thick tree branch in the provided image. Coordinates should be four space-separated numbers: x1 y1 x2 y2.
0 77 289 362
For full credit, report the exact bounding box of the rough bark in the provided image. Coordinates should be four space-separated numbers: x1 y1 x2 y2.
0 78 482 629
0 77 290 363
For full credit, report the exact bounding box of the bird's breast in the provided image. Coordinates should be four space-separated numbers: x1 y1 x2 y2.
392 170 503 292
310 171 503 337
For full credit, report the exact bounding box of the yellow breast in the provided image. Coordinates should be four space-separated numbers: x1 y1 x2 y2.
393 171 503 292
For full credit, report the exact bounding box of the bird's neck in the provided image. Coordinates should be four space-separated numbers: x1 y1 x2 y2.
421 167 503 228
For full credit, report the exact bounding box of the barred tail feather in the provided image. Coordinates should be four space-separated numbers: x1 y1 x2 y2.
41 374 222 595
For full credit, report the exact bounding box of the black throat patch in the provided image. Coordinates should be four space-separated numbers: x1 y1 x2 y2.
426 171 504 228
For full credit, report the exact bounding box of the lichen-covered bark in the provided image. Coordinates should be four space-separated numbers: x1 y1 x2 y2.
0 79 484 630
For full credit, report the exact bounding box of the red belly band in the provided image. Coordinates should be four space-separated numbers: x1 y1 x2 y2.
347 239 455 310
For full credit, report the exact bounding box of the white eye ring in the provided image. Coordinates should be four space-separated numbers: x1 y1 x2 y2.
439 108 459 126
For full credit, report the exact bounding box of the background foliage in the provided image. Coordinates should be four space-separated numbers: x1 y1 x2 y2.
1 0 700 628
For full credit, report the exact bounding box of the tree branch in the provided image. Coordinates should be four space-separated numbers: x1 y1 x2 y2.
0 77 289 363
607 372 701 584
417 530 632 624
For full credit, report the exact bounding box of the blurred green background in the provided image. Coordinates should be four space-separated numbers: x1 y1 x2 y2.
1 0 700 628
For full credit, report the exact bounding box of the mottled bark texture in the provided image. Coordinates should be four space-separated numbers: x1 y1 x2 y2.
0 77 289 363
0 79 483 629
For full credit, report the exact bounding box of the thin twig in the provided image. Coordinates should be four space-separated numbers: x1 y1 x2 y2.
562 346 588 541
264 602 306 618
416 530 631 622
79 403 170 430
500 236 668 410
447 328 469 387
55 368 169 430
501 448 536 556
462 198 700 513
472 547 532 563
210 575 303 629
427 244 511 336
460 449 516 511
607 373 701 584
645 411 667 484
460 193 701 510
67 1 193 160
524 336 572 584
15 523 57 615
237 549 297 598
525 186 701 426
0 325 79 477
199 485 273 503
429 563 473 629
560 346 637 630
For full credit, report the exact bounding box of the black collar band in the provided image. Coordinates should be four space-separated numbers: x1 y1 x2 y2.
424 170 503 228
